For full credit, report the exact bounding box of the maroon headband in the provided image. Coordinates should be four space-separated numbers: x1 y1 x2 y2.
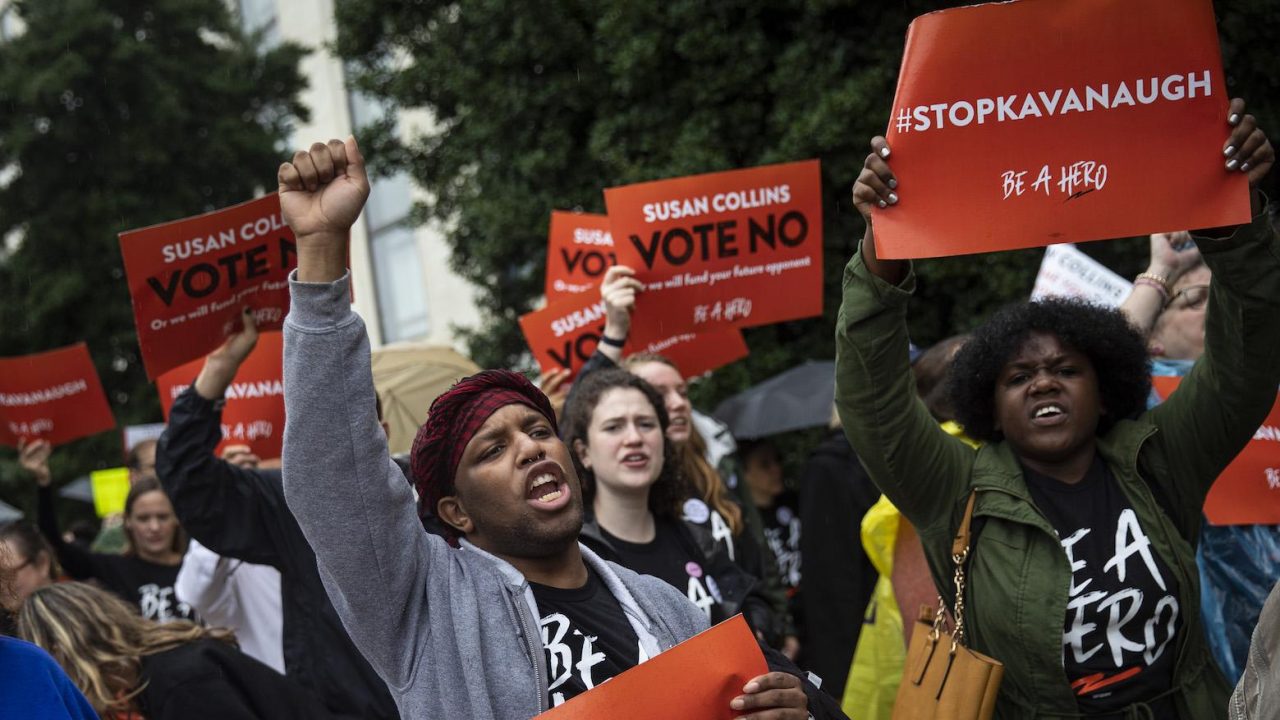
409 370 557 543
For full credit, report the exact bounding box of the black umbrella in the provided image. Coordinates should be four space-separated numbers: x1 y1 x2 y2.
712 360 835 440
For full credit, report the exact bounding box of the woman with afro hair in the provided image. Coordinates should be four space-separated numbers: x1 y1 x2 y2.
836 96 1278 719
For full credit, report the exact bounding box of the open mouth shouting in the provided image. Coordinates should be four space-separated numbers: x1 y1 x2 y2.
620 451 650 470
1030 402 1068 426
525 459 572 511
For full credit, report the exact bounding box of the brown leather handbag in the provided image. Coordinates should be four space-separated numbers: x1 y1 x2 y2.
892 492 1004 720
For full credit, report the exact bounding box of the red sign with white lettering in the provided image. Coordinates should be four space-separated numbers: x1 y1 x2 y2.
120 194 297 380
604 160 823 339
156 331 285 460
0 343 116 447
1152 376 1280 525
545 211 617 304
519 293 748 381
874 0 1249 259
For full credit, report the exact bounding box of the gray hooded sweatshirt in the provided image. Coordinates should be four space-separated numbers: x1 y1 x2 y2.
281 272 709 719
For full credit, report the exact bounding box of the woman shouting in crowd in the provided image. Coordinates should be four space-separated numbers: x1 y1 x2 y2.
836 97 1277 718
562 369 773 631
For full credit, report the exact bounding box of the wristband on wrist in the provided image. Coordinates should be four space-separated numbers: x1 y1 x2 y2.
1134 272 1171 300
599 334 626 348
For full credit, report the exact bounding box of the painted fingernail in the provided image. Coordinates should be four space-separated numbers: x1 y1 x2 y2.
877 199 887 209
1224 146 1236 157
1241 162 1250 172
888 178 898 190
880 147 891 158
1226 159 1238 170
1229 113 1241 124
888 193 899 205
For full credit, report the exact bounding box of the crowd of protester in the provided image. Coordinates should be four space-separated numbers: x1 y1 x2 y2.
1 91 1278 720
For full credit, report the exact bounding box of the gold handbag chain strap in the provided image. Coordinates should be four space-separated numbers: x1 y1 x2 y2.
929 492 978 649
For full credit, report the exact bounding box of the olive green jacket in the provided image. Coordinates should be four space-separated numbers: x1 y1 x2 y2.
834 210 1280 719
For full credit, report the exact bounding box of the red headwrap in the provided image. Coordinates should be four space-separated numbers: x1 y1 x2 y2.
410 369 558 543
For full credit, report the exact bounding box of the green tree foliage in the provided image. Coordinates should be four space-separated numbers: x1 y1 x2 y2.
335 0 1279 416
0 0 307 514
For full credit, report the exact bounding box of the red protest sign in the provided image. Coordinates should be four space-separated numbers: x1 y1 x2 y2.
1153 376 1280 525
120 194 297 380
0 343 115 447
537 615 766 719
519 293 748 381
874 0 1249 259
604 160 823 339
156 331 286 460
545 211 617 304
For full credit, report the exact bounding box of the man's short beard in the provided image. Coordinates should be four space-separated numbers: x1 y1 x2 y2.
478 499 585 559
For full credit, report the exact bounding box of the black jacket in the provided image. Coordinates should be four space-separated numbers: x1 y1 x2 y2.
797 429 880 698
578 513 779 642
156 388 398 719
136 638 353 720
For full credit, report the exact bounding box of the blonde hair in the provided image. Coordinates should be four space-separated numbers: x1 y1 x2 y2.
17 582 235 715
623 353 745 535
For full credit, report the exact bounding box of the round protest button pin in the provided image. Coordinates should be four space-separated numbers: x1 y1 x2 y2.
685 562 704 579
682 498 710 525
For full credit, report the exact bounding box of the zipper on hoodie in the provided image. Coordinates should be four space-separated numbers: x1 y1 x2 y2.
513 588 549 713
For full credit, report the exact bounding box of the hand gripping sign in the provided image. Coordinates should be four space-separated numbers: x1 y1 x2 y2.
156 331 286 460
545 211 617 304
1153 376 1280 526
536 615 767 719
604 160 823 339
873 0 1250 259
0 343 115 447
519 292 748 381
120 194 297 379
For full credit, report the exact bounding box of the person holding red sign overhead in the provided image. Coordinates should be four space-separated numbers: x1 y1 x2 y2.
838 97 1277 719
22 439 195 623
275 136 816 719
1120 230 1280 687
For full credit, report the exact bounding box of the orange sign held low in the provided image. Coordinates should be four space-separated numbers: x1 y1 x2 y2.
545 211 617 304
1153 376 1280 526
0 343 116 447
605 160 823 339
156 332 286 460
874 0 1250 259
120 194 298 379
519 293 748 381
537 614 767 719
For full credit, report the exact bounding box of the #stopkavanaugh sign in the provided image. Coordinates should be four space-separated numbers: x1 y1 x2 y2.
519 292 748 381
120 194 297 380
1152 376 1280 526
0 343 116 447
156 331 286 460
604 160 823 339
536 615 766 719
545 211 617 304
873 0 1250 259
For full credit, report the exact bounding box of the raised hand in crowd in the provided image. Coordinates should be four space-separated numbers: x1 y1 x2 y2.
1120 231 1202 339
1224 97 1275 208
219 444 262 470
194 306 258 401
17 438 52 487
599 264 643 360
850 136 906 286
277 136 370 283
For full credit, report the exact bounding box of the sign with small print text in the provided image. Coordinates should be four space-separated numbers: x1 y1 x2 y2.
1152 376 1280 525
0 343 116 447
120 194 297 379
604 160 823 338
873 0 1249 259
155 331 286 460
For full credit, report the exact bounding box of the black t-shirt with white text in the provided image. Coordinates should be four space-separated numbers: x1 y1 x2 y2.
601 517 722 621
1023 455 1182 717
530 566 641 708
760 492 802 592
